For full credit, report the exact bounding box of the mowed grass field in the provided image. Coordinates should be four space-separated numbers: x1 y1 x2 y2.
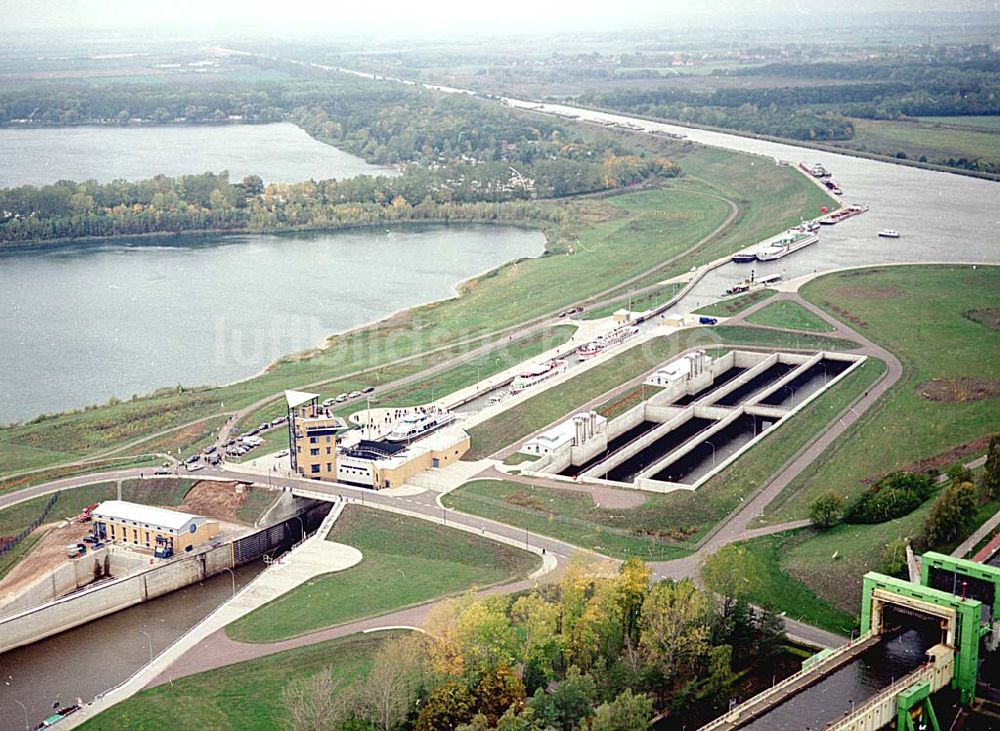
917 116 1000 131
765 265 1000 524
226 506 537 643
80 631 395 731
832 118 1000 171
745 300 835 333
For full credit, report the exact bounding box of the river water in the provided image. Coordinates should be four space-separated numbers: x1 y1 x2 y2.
0 224 544 424
499 98 1000 313
0 123 394 187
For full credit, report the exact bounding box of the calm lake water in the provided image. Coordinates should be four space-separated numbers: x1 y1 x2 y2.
0 225 544 424
0 123 394 187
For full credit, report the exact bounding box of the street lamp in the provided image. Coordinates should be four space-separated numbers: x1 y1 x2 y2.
705 439 717 468
14 699 28 731
139 629 153 664
293 514 305 543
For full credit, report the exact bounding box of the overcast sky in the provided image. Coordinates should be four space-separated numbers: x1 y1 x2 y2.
3 0 997 34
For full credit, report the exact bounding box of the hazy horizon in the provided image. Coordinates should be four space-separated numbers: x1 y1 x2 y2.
3 0 998 36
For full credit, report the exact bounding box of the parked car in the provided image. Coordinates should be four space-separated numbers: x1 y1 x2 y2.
154 468 170 475
203 446 216 455
335 393 348 402
271 416 286 425
185 454 200 464
259 422 270 430
349 391 362 399
362 386 375 394
322 397 335 407
188 463 205 472
698 316 719 325
275 449 289 458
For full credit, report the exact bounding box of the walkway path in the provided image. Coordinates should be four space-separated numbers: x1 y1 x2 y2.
64 502 361 728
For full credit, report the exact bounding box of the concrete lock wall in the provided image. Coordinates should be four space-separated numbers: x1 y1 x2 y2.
0 542 236 654
0 547 112 617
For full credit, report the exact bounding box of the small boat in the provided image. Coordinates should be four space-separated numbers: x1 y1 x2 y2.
35 705 81 729
878 230 901 238
577 325 640 360
384 410 456 443
755 232 820 261
509 359 568 394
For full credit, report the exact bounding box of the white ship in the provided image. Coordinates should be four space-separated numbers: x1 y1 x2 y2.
385 410 456 443
878 229 901 239
755 231 820 261
509 359 569 394
577 325 640 360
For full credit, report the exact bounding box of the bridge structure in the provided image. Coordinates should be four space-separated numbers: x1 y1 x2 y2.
699 554 1000 731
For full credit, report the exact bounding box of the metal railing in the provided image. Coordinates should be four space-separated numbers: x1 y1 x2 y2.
826 664 935 731
0 492 59 558
699 631 874 730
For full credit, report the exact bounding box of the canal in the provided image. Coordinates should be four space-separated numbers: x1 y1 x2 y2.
0 560 265 729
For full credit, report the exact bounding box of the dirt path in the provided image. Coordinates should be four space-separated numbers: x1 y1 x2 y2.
0 520 91 602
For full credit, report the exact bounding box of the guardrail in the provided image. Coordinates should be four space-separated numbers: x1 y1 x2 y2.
826 665 933 731
698 631 874 730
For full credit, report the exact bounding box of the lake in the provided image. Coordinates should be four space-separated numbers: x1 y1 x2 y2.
0 225 544 424
0 123 394 187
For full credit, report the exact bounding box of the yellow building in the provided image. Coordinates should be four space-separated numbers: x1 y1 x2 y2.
92 500 219 555
337 428 471 490
286 389 344 480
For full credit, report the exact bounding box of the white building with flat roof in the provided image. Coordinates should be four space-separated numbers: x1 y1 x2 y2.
92 500 219 554
522 411 607 456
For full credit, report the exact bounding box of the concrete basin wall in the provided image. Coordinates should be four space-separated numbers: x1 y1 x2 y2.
700 353 779 406
581 409 698 479
636 406 743 480
0 542 236 655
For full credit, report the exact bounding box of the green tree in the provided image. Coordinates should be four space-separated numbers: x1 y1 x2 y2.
528 665 597 731
589 689 653 731
809 492 845 529
981 434 1000 499
921 481 978 548
879 538 910 578
637 579 713 692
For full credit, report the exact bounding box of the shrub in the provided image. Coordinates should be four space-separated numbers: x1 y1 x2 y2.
845 471 936 524
809 492 845 529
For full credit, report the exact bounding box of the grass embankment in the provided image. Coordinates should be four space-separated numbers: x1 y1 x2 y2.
766 265 1000 523
0 454 161 497
745 301 835 333
226 506 538 643
694 289 777 318
701 531 858 635
80 631 395 730
917 116 1000 131
0 144 831 479
830 117 1000 173
448 357 885 557
444 480 691 560
596 384 665 420
583 283 684 320
728 265 1000 620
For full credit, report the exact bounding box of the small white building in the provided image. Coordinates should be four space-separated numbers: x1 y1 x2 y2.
612 309 634 324
646 350 713 387
523 411 607 456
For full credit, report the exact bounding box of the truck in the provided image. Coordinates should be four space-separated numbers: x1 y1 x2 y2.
78 503 99 523
698 316 719 325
